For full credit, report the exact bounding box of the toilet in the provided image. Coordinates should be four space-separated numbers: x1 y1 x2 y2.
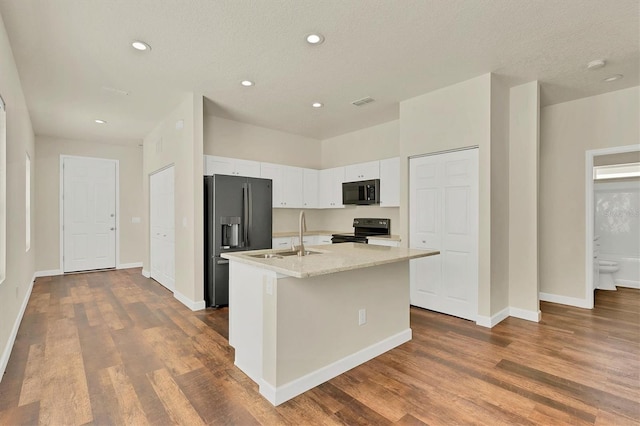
598 260 619 290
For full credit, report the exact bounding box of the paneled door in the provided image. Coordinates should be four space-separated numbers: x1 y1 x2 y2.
63 156 117 272
409 148 478 321
150 166 175 291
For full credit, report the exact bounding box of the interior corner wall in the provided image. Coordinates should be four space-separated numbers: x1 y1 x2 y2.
540 87 640 300
34 136 144 272
0 11 36 380
489 75 511 315
143 93 204 306
508 81 540 314
399 73 493 317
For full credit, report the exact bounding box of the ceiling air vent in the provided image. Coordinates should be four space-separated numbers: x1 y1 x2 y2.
351 97 375 107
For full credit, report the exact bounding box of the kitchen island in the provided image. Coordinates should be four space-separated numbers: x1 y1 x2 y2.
221 243 439 406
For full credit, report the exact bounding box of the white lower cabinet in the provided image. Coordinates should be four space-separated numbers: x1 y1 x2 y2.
316 235 333 245
368 238 400 247
272 237 293 249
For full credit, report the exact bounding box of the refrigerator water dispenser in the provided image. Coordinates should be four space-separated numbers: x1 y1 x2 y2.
221 216 241 248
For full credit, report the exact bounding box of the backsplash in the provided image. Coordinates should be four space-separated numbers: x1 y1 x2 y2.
272 206 400 234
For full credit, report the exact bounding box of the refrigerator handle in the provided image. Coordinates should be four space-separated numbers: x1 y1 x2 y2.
242 183 249 247
247 182 253 246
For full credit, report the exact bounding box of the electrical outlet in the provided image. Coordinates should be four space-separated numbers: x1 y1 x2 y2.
358 308 366 326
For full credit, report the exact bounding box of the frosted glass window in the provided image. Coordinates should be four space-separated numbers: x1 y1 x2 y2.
0 96 5 284
26 153 31 252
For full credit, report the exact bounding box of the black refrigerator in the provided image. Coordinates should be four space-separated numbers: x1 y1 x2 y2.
204 174 272 307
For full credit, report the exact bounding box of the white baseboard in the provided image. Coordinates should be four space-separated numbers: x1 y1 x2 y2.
34 269 63 278
1 273 36 383
173 290 206 311
539 292 592 309
476 307 509 328
616 279 640 289
259 328 412 406
141 269 150 278
509 307 541 322
117 262 143 270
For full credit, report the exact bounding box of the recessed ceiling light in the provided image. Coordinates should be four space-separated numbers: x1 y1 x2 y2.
94 119 107 124
603 74 623 82
131 40 151 51
306 33 325 45
241 80 254 87
312 102 323 108
587 59 606 70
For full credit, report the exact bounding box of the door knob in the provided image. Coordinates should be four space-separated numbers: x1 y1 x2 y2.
110 227 115 231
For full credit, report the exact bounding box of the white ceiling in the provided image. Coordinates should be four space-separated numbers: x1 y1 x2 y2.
0 0 638 143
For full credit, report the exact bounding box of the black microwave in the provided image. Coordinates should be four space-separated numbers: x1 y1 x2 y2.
342 179 380 205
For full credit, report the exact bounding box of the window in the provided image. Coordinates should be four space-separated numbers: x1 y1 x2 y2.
0 95 5 284
26 153 31 252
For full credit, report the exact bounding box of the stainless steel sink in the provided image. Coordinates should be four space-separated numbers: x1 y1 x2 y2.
249 253 284 259
278 250 321 257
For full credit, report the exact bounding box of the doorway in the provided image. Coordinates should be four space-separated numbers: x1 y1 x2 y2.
409 147 479 321
586 144 640 307
61 156 118 272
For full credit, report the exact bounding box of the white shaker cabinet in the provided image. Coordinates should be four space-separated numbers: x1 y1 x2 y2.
344 160 380 182
379 157 400 207
272 237 293 249
261 163 303 208
204 155 261 178
303 169 319 208
318 167 345 208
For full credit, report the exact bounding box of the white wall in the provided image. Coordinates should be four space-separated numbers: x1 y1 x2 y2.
204 115 321 168
0 12 36 380
34 136 144 272
143 94 204 308
540 87 640 300
321 120 399 168
508 81 540 315
399 74 494 317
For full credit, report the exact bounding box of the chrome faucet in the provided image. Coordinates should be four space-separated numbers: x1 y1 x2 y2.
292 210 307 256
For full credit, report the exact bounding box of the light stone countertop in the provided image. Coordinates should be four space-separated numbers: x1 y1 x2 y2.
221 242 439 278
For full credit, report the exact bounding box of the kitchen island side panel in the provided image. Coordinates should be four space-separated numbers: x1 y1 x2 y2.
265 261 410 387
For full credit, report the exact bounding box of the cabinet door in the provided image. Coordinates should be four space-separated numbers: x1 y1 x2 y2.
368 238 400 247
282 166 303 208
206 156 236 176
235 159 261 178
380 157 400 207
345 161 380 181
330 167 345 207
319 167 344 208
260 163 283 207
302 169 319 208
272 237 292 249
316 235 333 245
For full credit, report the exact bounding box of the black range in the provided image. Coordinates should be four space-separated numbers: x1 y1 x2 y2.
331 218 391 244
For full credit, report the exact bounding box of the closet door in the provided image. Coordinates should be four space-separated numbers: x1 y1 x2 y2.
150 166 175 291
409 148 478 321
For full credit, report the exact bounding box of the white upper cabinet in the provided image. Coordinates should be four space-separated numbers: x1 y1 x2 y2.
261 163 303 208
379 157 400 207
319 167 345 208
344 160 380 182
204 155 261 178
303 169 319 208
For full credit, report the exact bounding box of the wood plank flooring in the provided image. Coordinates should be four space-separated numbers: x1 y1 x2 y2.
0 268 638 425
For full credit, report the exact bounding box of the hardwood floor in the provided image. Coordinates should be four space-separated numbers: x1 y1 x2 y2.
1 268 638 425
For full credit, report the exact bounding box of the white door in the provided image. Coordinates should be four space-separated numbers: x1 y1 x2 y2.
150 166 175 291
409 148 478 321
63 156 117 272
